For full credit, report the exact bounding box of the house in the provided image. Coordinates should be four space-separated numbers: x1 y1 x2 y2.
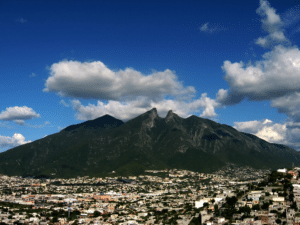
272 197 285 205
277 168 287 173
195 198 213 208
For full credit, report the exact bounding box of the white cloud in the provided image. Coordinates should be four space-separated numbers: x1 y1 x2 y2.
45 60 220 120
234 119 286 143
44 60 196 102
199 22 227 34
256 0 282 30
29 73 36 78
271 92 300 122
234 120 266 134
0 133 31 148
0 106 40 123
219 43 300 121
233 119 300 149
71 94 220 122
255 0 289 48
255 124 286 142
216 89 229 103
60 100 69 107
218 0 300 105
27 121 50 129
14 120 25 126
220 44 300 104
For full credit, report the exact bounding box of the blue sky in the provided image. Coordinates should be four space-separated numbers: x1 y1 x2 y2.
1 0 300 152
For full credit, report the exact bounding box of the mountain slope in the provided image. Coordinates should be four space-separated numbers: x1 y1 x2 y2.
0 108 299 178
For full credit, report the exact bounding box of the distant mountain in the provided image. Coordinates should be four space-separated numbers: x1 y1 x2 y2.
0 108 299 178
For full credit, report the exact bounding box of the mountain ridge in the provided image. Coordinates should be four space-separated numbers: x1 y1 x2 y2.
0 108 299 178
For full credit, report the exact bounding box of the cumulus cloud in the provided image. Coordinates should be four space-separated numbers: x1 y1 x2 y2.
216 89 229 103
0 106 40 124
44 60 196 102
199 22 228 34
220 45 300 103
71 93 220 122
234 119 286 142
45 60 220 120
0 133 31 148
234 119 300 150
271 93 300 122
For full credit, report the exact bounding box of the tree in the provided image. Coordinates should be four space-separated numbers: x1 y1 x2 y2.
291 202 298 211
239 206 251 215
189 217 201 225
226 196 237 208
214 204 220 217
51 216 58 223
94 210 101 217
261 202 269 210
252 204 260 210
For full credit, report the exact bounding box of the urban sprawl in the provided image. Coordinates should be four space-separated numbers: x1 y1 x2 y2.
0 164 300 225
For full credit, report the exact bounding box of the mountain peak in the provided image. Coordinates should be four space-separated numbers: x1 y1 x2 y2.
165 110 180 123
63 114 124 132
149 108 157 115
147 108 158 120
165 110 173 121
166 110 173 116
143 108 158 128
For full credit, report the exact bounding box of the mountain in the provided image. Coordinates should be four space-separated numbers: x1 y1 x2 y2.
0 108 299 178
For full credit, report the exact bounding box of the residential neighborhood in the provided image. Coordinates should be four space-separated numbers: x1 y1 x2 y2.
0 165 298 225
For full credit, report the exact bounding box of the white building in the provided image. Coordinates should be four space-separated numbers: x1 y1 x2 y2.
277 168 287 173
195 198 211 208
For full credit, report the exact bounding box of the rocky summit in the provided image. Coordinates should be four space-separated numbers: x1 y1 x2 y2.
0 108 299 178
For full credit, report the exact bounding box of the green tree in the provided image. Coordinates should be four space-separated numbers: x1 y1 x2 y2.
214 204 220 217
252 204 260 210
261 202 269 210
51 216 58 223
189 217 201 225
93 210 101 217
226 196 237 208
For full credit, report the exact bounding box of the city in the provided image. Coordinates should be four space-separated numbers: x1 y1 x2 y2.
0 165 298 225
